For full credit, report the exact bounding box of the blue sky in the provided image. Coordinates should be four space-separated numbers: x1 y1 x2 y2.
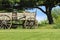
26 6 60 22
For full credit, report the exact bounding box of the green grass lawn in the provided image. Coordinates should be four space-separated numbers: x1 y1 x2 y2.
0 29 60 40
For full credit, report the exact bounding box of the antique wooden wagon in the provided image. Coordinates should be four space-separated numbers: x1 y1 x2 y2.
0 11 38 29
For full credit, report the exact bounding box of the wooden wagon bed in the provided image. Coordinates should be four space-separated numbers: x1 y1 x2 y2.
0 12 38 29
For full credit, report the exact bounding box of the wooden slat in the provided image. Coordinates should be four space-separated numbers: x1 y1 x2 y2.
0 12 36 20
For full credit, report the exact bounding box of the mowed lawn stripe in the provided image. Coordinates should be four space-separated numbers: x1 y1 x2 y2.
0 29 60 40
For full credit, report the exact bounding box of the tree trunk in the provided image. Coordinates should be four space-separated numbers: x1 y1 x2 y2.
46 7 53 24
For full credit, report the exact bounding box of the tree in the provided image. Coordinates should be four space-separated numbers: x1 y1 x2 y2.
0 0 12 11
52 8 60 24
19 0 59 24
52 7 60 20
0 0 60 24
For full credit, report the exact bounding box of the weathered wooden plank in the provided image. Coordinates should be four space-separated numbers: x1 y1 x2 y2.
0 12 36 20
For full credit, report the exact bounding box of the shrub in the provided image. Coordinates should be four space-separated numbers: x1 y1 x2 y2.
53 23 60 29
38 20 48 26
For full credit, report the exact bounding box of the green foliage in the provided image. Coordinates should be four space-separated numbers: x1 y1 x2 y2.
52 16 60 29
49 7 60 29
52 7 60 23
38 20 48 26
0 0 60 12
9 0 20 3
53 23 60 29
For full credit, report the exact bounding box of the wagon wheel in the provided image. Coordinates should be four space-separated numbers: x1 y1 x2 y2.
23 20 29 29
24 21 35 29
24 17 35 29
0 15 12 29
